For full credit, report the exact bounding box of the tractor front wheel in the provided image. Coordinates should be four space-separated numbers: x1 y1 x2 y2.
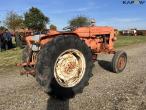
112 51 127 73
36 35 93 100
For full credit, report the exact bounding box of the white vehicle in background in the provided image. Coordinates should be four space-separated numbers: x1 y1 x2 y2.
122 28 137 36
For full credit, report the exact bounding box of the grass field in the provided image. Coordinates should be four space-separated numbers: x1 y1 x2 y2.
115 36 146 48
0 36 146 70
0 48 22 71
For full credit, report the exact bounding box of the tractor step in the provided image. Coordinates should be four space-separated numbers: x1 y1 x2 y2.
16 62 35 67
20 70 35 76
16 62 35 76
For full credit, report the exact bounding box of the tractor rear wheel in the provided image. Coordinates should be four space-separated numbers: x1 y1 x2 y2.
22 45 33 71
36 35 93 100
112 51 127 73
15 36 24 48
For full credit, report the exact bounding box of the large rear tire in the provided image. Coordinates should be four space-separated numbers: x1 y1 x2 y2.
15 35 25 48
36 35 93 100
22 45 33 71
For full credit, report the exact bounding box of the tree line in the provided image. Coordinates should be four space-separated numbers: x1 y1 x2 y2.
0 7 93 32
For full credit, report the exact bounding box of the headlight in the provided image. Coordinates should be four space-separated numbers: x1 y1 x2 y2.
32 44 40 51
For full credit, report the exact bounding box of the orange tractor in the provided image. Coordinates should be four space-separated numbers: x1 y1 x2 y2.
18 25 127 99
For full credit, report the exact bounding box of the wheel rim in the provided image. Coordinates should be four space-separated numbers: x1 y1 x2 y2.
54 49 86 88
117 55 126 70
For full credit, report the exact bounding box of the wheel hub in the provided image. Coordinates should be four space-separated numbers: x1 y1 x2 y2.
54 49 86 88
117 56 126 70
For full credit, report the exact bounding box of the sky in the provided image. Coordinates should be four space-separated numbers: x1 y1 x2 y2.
0 0 145 30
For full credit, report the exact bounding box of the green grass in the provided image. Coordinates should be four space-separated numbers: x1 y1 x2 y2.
0 48 22 70
115 36 146 48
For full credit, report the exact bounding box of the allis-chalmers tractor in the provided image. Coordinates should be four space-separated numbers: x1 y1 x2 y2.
17 25 127 100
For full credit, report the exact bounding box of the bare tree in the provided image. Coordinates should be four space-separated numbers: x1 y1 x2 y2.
4 11 24 32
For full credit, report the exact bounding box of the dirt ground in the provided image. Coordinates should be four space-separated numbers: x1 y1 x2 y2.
0 43 146 110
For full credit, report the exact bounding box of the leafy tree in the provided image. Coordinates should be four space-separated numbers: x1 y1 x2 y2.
0 26 7 33
0 26 6 31
24 7 49 31
50 24 57 30
4 11 24 32
69 16 92 27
